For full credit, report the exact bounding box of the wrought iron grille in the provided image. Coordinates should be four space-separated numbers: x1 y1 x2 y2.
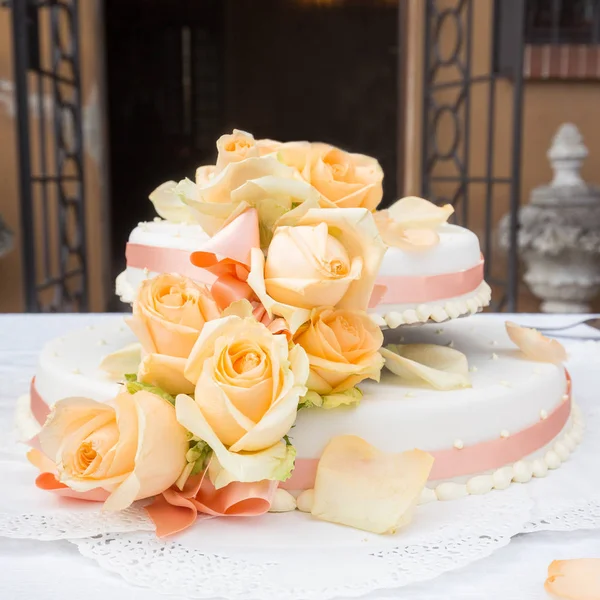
525 0 600 45
421 0 526 311
6 0 87 312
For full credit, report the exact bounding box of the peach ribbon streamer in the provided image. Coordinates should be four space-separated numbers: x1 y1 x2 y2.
146 473 278 537
281 371 572 490
374 258 484 304
190 208 260 310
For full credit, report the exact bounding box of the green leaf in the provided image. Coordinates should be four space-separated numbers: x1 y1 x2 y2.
124 373 137 382
125 380 175 406
271 443 297 482
186 439 212 476
283 434 292 446
299 387 363 411
321 387 363 410
298 390 323 410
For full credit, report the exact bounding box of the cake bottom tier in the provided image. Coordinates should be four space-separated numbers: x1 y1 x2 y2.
29 316 581 501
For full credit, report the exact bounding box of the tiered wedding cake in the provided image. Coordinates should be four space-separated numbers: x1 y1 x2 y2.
21 130 578 537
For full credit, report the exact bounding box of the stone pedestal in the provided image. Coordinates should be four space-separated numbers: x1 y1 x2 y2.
499 124 600 313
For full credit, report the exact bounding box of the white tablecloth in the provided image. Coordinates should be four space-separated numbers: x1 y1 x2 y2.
0 313 599 600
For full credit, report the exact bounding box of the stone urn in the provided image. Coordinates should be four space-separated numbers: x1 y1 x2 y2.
499 124 600 313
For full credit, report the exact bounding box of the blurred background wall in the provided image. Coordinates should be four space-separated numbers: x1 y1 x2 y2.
1 0 599 313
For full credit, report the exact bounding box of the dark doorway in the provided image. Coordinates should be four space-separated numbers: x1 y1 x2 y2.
103 0 401 308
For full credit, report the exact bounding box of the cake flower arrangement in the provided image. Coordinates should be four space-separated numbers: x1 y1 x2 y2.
25 130 570 538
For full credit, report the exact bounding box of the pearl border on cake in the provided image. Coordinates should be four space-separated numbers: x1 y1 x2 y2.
370 281 492 329
417 402 584 504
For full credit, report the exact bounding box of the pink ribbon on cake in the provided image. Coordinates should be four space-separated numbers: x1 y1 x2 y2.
126 244 217 285
374 258 484 305
281 371 573 489
128 238 484 307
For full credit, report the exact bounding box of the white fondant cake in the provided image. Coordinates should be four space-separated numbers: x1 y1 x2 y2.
373 223 491 327
294 318 566 457
31 315 577 502
118 219 491 325
116 220 212 304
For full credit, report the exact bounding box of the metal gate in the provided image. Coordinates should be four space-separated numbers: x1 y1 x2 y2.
421 0 526 311
4 0 87 312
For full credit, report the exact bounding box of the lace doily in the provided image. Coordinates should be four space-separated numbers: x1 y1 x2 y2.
1 325 599 598
0 457 154 540
71 487 532 600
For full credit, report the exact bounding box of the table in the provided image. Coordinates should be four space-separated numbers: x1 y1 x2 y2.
1 313 599 600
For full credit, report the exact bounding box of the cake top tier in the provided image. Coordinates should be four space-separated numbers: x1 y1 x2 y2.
117 129 489 325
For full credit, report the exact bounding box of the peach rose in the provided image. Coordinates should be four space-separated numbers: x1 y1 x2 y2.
247 207 386 333
175 311 309 488
294 307 384 396
38 390 189 511
128 274 220 359
307 145 383 211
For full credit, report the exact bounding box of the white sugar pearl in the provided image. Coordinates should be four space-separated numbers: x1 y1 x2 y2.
453 439 464 450
404 310 419 324
296 489 314 513
562 433 577 452
416 306 432 322
418 487 437 505
430 307 447 322
386 312 405 329
500 429 510 439
554 442 570 461
466 298 479 313
545 450 561 469
531 459 548 478
512 461 533 483
446 304 460 319
492 466 514 490
435 482 468 501
466 475 494 495
269 489 297 513
570 427 584 444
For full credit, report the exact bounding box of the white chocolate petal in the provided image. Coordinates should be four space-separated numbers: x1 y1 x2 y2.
311 435 434 534
99 343 143 379
381 344 471 390
505 321 568 364
545 559 600 600
387 196 454 229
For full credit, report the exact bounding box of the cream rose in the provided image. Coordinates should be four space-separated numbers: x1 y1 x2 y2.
294 307 384 395
215 129 260 171
128 274 220 359
177 154 319 238
175 312 309 488
38 390 188 511
307 145 384 211
247 207 386 333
